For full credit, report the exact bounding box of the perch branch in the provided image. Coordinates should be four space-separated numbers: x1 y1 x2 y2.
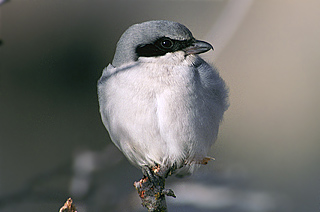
134 166 176 212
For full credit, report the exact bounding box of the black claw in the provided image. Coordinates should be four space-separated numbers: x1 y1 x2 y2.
142 165 157 183
163 162 183 178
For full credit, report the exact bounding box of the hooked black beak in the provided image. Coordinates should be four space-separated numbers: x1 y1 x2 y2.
183 40 214 55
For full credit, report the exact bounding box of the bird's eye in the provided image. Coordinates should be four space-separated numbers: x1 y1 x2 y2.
160 39 174 49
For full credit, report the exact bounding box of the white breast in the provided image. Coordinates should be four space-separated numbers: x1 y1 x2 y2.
98 52 228 173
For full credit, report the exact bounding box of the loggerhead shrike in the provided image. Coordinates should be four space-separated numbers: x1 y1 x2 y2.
98 20 228 177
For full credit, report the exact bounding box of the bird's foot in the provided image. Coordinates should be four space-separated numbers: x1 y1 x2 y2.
143 164 174 179
141 165 162 184
134 165 176 211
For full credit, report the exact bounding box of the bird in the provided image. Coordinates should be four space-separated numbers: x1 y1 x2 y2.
98 20 228 177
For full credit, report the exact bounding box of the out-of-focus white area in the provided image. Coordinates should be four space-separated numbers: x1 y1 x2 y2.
0 0 320 212
205 0 254 58
169 182 277 211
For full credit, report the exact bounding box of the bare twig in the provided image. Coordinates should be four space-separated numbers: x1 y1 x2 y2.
59 198 77 212
134 167 176 212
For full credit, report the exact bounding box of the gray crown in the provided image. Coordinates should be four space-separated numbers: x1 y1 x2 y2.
112 20 194 67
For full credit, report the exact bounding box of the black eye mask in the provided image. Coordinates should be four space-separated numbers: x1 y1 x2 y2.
135 37 194 58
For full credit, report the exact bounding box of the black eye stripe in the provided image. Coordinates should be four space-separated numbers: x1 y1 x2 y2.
135 37 194 58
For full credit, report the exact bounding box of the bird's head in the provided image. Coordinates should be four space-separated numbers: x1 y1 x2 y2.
112 20 213 67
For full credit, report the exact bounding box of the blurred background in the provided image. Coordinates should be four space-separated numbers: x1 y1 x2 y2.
1 0 320 211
